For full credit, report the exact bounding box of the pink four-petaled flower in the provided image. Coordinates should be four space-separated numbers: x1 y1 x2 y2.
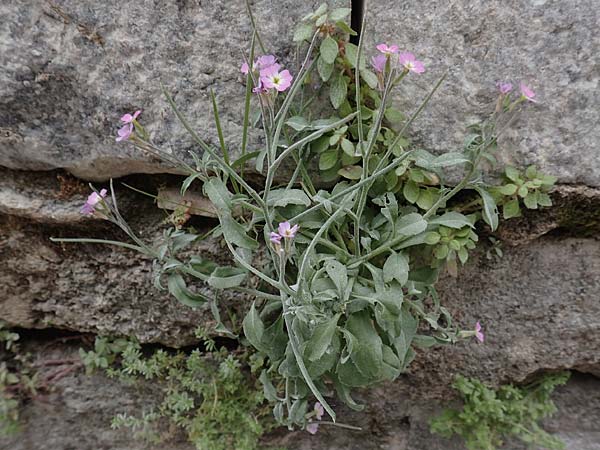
314 402 324 420
116 110 141 142
81 189 107 215
260 64 293 92
371 54 387 73
306 422 319 434
475 321 485 343
116 125 132 142
376 43 399 55
120 110 141 123
497 82 513 94
269 231 282 245
278 221 299 239
520 83 537 102
398 52 425 74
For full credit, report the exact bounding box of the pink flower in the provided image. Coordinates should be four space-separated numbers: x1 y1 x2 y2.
256 55 277 70
376 43 399 55
475 322 485 343
497 82 513 94
314 402 324 420
278 221 298 239
241 55 277 75
520 83 537 102
371 54 387 73
260 65 293 92
81 189 107 215
269 232 282 245
120 110 141 124
398 52 425 74
306 423 319 434
116 124 133 142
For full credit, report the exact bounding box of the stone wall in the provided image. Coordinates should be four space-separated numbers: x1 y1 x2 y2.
1 0 599 449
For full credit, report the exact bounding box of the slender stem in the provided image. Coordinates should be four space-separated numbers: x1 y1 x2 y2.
49 237 147 253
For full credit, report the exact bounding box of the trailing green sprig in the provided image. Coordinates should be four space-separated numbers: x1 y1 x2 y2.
81 333 282 450
431 373 570 450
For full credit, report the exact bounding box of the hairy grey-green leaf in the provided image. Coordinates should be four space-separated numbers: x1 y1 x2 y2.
305 314 341 362
346 311 383 380
383 252 410 285
395 213 427 236
429 212 474 229
207 266 246 289
267 189 311 208
243 302 266 353
320 36 339 64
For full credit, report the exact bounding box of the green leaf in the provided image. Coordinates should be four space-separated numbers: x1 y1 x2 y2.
499 183 518 195
525 165 538 179
203 178 232 211
385 107 404 123
505 166 521 182
336 21 357 36
286 115 310 131
503 199 521 219
383 252 410 286
259 371 279 402
429 212 474 229
267 189 311 207
181 172 202 195
319 149 339 170
325 261 348 293
329 7 351 21
338 165 362 180
537 192 552 207
396 213 427 236
167 273 209 308
207 266 246 289
523 191 538 209
330 73 348 109
416 189 435 210
345 311 383 380
317 55 335 82
293 23 314 42
475 186 499 231
360 69 379 89
304 314 341 362
340 138 355 156
220 215 259 250
430 152 470 168
344 43 362 69
403 180 420 203
243 302 266 353
518 184 529 198
320 36 339 64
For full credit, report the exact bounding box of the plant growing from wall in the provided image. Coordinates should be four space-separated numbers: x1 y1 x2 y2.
430 372 570 450
54 2 556 433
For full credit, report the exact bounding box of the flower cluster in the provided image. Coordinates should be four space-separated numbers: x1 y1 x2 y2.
372 43 425 74
115 110 141 142
496 81 537 102
241 54 293 93
306 402 324 434
269 221 299 253
81 189 107 215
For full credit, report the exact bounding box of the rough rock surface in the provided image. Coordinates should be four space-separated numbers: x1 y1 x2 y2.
0 168 232 347
1 339 598 450
367 0 600 186
0 0 348 181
